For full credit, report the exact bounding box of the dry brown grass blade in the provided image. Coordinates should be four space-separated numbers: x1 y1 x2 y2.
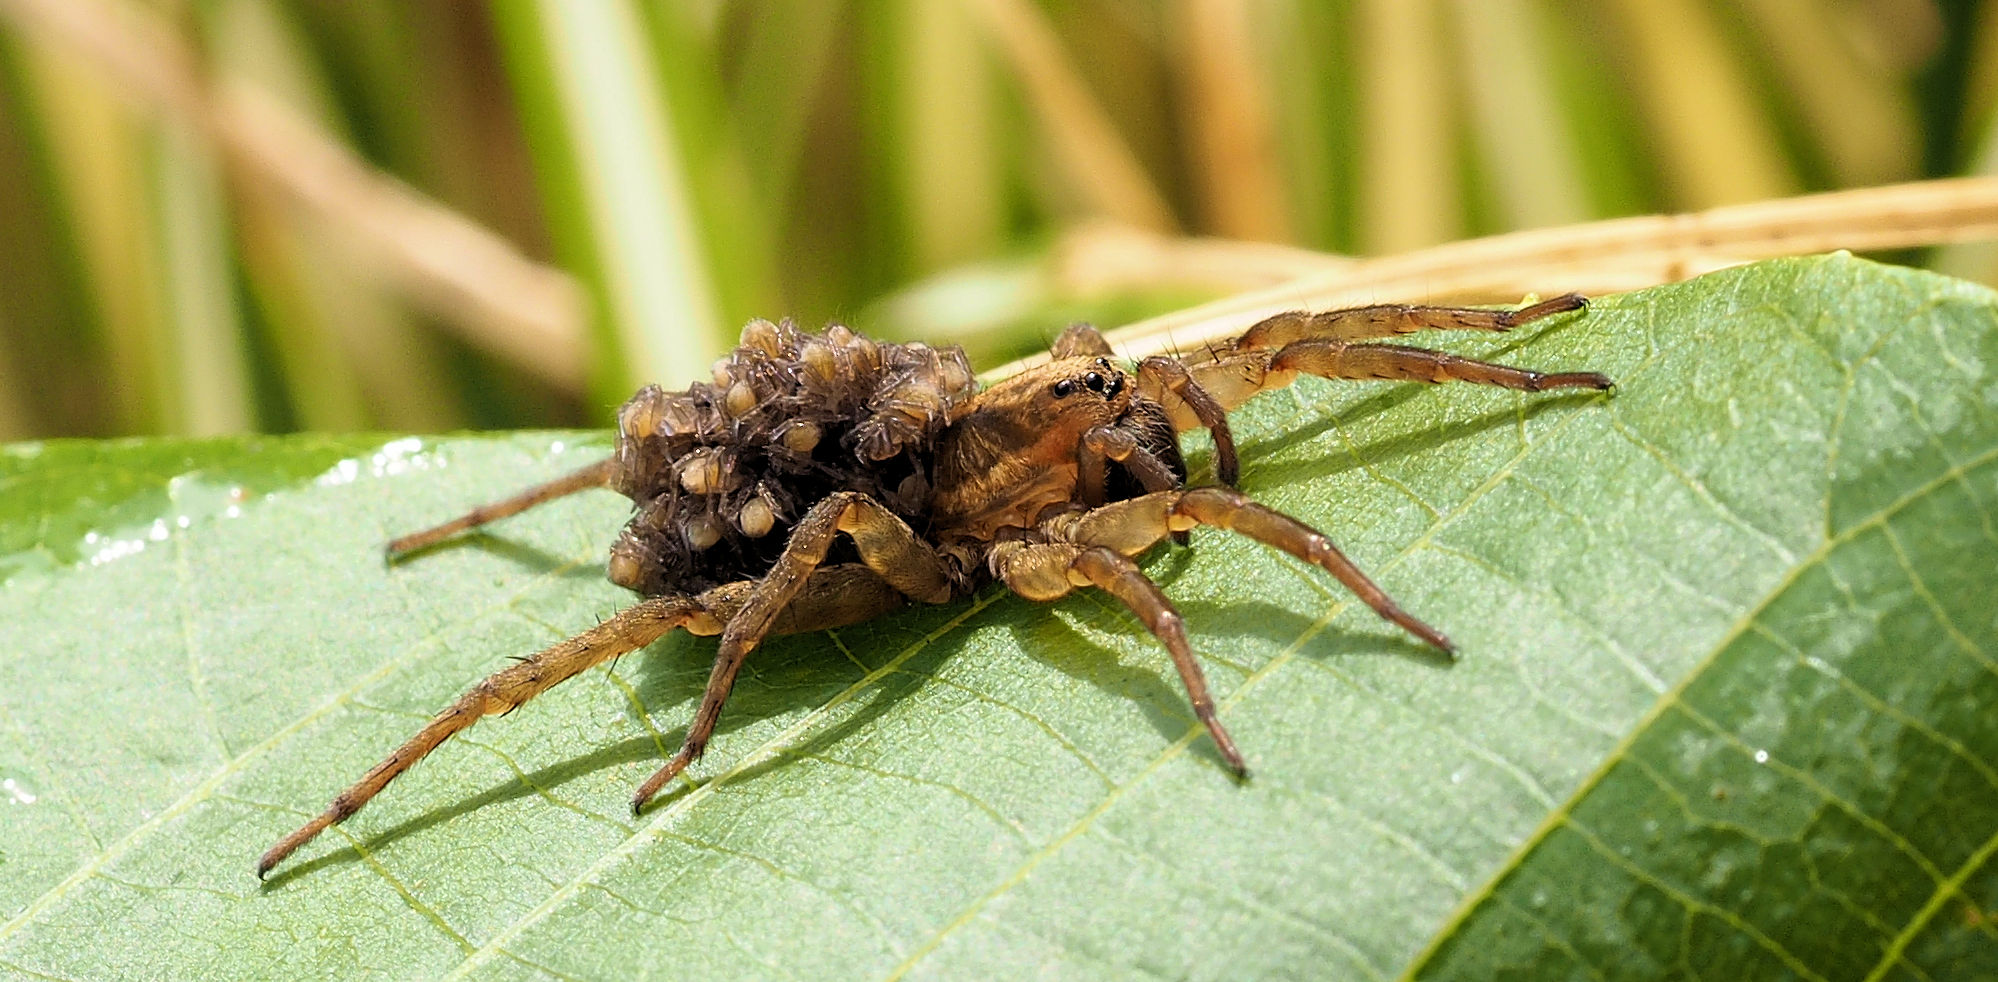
1051 221 1355 296
1739 0 1919 187
963 0 1177 233
0 0 590 390
1357 0 1460 252
1172 0 1290 242
1600 0 1796 206
984 176 1998 377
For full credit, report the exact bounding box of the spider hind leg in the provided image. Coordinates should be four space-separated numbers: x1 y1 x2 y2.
387 457 617 556
258 593 715 877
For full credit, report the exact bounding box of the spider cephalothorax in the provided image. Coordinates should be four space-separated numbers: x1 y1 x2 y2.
260 294 1610 877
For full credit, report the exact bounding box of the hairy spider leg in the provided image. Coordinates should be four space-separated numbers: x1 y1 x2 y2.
1268 341 1614 392
1078 425 1179 508
991 541 1247 776
1231 293 1589 350
1049 486 1453 652
386 457 617 555
1137 296 1603 469
628 492 957 813
1136 356 1239 484
258 593 716 877
1050 322 1115 358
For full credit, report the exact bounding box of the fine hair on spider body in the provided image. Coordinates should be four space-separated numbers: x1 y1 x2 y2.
259 296 1610 878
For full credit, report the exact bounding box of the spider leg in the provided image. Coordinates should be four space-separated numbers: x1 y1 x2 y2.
1233 293 1587 350
629 492 957 812
1053 488 1452 652
1138 294 1601 434
1078 425 1179 508
1051 322 1114 358
258 593 715 877
387 457 617 555
1270 341 1612 392
1135 355 1239 485
991 541 1246 776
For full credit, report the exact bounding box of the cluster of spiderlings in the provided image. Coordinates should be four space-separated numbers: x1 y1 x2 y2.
605 319 979 596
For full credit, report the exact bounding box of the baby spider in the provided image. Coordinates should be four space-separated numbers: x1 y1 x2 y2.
259 295 1609 877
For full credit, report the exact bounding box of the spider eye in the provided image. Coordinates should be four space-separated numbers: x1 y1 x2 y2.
1084 372 1105 392
1052 379 1076 398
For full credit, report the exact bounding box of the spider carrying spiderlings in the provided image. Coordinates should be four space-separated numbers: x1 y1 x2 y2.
258 294 1610 877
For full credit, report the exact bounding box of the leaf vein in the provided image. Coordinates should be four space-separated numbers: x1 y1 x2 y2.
1860 824 1998 982
1557 817 1832 982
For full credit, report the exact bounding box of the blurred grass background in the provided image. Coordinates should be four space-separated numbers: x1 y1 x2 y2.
0 0 1993 441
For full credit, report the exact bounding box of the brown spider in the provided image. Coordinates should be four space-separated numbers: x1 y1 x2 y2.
258 295 1609 877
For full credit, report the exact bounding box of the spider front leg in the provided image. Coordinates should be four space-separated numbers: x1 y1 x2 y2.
1050 322 1114 358
628 492 958 812
1078 424 1178 507
259 593 716 877
1050 487 1452 652
1231 293 1588 350
1226 294 1608 397
1138 295 1607 442
1268 341 1613 392
991 540 1247 776
1136 356 1239 484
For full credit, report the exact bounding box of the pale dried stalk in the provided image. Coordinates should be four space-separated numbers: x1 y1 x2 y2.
0 0 590 389
988 176 1998 377
1052 221 1355 296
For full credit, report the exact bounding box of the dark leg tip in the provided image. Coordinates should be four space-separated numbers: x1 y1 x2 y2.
1503 293 1590 328
1389 609 1454 654
1530 372 1615 392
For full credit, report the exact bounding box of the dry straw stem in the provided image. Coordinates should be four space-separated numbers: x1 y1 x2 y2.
0 0 590 390
996 176 1998 377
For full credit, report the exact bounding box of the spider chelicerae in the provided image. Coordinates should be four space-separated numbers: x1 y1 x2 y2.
259 294 1609 877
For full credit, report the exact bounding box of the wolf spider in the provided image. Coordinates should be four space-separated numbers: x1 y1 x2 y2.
258 295 1608 877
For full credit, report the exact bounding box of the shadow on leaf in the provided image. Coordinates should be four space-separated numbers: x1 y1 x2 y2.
1241 390 1603 494
384 531 604 581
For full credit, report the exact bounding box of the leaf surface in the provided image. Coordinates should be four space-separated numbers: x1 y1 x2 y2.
2 256 1993 980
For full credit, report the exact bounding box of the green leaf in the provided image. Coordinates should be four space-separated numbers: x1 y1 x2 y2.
3 255 1994 980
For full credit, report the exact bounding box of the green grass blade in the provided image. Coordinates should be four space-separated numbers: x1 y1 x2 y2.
489 0 722 411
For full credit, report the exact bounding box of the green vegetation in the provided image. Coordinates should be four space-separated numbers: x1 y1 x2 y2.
0 1 1993 438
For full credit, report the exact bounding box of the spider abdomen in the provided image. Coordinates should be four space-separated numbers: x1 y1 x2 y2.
604 320 978 596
